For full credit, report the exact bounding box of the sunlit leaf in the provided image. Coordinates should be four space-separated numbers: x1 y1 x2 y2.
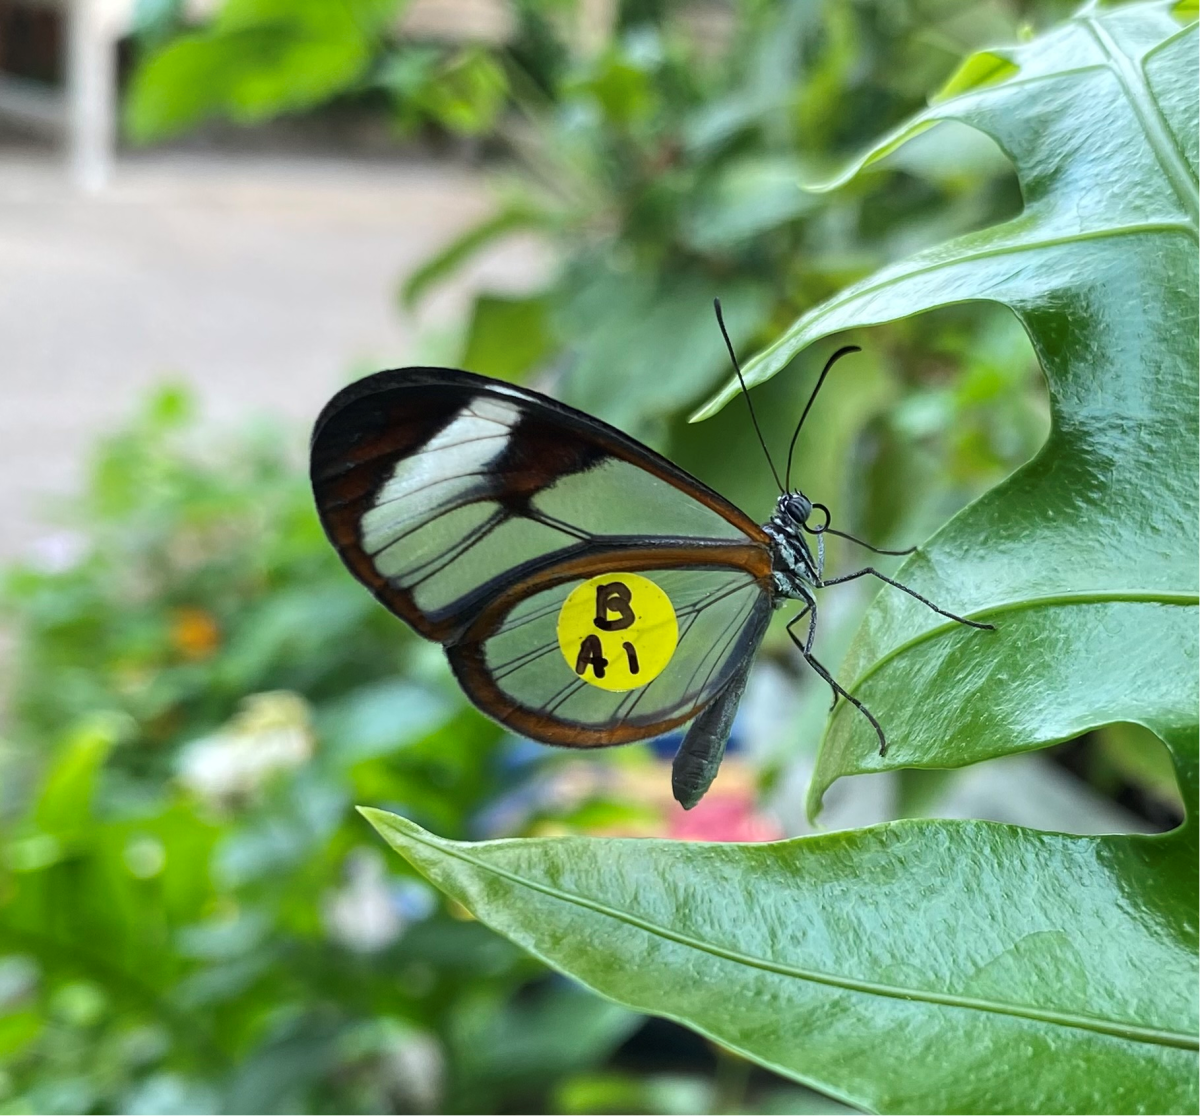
124 0 400 141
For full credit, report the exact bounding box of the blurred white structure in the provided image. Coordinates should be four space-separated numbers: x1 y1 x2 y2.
0 0 136 190
64 0 123 189
0 150 552 562
0 0 521 192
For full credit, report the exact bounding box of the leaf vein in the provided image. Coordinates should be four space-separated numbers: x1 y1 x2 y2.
1082 14 1198 228
390 820 1198 1051
745 222 1194 389
833 590 1198 717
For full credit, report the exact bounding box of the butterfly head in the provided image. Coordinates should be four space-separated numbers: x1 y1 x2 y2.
781 493 812 525
772 492 831 539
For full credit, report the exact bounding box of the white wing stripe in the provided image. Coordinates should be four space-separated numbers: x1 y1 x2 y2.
362 395 519 554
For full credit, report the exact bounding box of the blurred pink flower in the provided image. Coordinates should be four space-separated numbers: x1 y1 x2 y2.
542 753 783 842
666 787 783 843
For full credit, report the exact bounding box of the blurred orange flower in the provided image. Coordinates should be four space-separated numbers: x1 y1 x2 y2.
171 606 221 661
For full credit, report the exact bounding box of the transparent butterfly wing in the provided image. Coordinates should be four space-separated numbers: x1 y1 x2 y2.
311 367 772 645
450 561 772 746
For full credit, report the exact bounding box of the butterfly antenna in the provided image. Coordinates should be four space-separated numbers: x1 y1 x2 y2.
784 345 861 491
714 299 783 494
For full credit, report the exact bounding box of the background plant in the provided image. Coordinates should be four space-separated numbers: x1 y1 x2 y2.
0 391 657 1113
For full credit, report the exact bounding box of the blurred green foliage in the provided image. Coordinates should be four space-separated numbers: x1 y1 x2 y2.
125 0 519 142
0 391 837 1112
397 0 1060 531
127 0 404 141
0 389 651 1113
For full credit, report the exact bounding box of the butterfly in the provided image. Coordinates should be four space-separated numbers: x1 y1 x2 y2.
310 301 993 809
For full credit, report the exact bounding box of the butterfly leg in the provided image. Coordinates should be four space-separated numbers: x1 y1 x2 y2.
817 567 994 630
785 600 837 711
786 588 888 754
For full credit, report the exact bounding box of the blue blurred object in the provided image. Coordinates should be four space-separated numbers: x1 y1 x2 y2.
499 736 549 771
470 780 549 839
647 719 744 761
392 878 438 922
647 732 683 761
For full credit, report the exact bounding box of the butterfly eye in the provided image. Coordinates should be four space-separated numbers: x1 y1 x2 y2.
786 495 812 523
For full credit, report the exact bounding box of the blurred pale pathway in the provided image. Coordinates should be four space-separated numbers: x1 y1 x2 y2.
0 150 549 560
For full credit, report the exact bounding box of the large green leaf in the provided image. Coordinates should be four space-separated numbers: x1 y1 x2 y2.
689 0 1198 814
364 805 1197 1115
363 4 1199 1111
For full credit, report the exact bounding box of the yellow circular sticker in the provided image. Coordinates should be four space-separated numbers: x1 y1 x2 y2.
556 573 679 692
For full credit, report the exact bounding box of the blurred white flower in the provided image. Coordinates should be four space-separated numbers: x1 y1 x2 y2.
27 530 87 573
0 957 38 1009
123 1071 219 1116
322 847 405 953
123 835 167 879
381 1025 444 1113
177 692 313 807
339 1018 445 1112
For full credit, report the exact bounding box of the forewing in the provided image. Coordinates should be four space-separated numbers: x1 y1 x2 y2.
450 557 772 746
311 367 770 644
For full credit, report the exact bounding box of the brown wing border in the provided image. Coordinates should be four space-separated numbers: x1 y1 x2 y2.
447 544 774 747
310 367 771 644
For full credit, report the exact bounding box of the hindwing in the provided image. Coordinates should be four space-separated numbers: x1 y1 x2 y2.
450 552 772 746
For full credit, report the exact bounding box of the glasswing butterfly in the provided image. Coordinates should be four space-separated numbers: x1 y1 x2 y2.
310 301 992 809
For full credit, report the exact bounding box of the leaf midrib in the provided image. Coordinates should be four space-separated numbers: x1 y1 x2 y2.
1082 13 1199 230
834 588 1198 706
740 220 1192 390
730 12 1200 400
378 815 1198 1051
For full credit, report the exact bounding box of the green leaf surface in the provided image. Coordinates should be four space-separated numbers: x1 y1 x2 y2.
557 270 772 435
32 715 120 836
363 808 1197 1115
460 295 552 383
399 204 546 309
362 4 1199 1110
680 156 819 251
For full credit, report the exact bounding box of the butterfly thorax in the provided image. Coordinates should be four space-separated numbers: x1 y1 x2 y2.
763 493 820 602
